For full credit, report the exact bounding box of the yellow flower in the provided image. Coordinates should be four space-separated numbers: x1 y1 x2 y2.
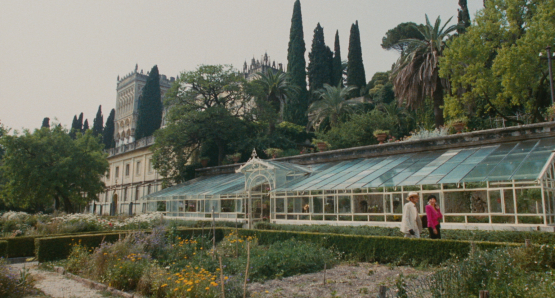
205 287 210 290
161 284 168 288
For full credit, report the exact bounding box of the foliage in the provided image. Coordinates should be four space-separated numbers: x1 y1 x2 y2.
82 119 89 131
332 30 343 86
373 129 390 137
347 21 366 97
40 117 50 129
264 148 283 158
367 71 395 105
0 258 37 298
392 15 458 128
440 0 555 124
102 108 115 149
429 246 555 297
0 240 6 258
457 0 471 34
135 65 163 139
0 126 108 213
92 105 103 137
407 126 450 141
153 65 247 181
285 0 308 125
381 22 425 54
308 23 333 96
308 83 361 130
35 232 124 262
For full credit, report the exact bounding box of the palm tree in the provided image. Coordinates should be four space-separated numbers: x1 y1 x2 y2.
308 83 361 130
254 69 298 122
391 15 458 128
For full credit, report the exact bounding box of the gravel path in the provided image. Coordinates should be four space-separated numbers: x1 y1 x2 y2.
248 262 431 298
9 262 108 298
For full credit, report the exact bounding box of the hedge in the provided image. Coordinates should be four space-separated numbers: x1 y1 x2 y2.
237 229 521 266
35 232 130 262
254 222 555 245
0 240 7 258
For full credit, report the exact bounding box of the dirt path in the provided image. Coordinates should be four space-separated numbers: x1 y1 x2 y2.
248 263 431 298
9 262 109 298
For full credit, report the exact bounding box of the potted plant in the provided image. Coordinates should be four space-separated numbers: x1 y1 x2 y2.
226 152 242 163
373 129 390 144
448 117 469 134
311 139 330 152
200 156 210 167
264 148 283 159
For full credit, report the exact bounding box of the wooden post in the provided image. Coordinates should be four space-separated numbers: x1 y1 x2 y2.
219 256 225 298
243 242 250 298
525 239 531 247
235 218 239 258
378 286 387 298
323 263 326 285
212 206 216 259
479 290 489 298
470 242 476 255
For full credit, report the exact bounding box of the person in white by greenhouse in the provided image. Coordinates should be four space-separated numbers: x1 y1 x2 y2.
400 192 423 238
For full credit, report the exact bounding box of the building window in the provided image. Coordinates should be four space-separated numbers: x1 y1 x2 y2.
148 159 153 173
135 187 140 201
124 188 128 201
115 167 119 178
136 161 141 175
125 164 130 176
106 169 110 179
147 185 151 195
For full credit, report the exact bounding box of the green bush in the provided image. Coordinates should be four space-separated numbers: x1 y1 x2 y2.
0 258 37 297
237 229 520 266
0 240 7 258
35 232 126 262
255 222 555 245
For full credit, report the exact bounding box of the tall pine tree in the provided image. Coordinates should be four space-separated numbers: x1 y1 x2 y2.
307 23 333 97
135 65 163 140
77 113 84 131
457 0 471 34
285 0 308 125
41 117 50 129
92 105 103 137
83 119 89 131
102 109 116 149
332 30 343 86
69 115 79 139
347 21 366 97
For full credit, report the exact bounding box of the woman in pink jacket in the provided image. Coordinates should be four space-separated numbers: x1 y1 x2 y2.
425 195 442 239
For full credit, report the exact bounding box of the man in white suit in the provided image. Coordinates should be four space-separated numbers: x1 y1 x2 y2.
400 192 422 238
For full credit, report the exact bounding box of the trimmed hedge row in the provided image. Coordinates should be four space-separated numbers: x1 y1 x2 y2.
0 240 7 258
237 229 521 266
254 222 555 245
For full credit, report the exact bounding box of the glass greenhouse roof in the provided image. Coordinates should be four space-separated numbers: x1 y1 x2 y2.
147 138 555 199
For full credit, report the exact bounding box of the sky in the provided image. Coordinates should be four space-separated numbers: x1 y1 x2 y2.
0 0 484 131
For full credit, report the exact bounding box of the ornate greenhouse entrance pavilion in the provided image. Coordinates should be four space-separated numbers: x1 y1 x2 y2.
145 123 555 231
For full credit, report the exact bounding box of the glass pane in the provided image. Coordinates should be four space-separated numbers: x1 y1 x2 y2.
439 146 498 184
324 196 335 213
301 197 310 213
354 194 384 213
287 198 294 213
385 194 392 213
313 197 323 213
348 156 413 189
275 198 284 213
221 200 235 212
504 189 515 213
445 192 472 213
185 200 197 212
489 190 502 213
338 196 351 213
392 193 403 214
516 188 543 214
463 143 518 182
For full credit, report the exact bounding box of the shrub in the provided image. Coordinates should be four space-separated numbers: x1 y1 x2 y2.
35 232 125 262
0 241 7 258
0 258 37 298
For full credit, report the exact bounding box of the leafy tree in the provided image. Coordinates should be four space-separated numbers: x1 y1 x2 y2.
0 126 108 212
41 117 50 129
102 109 115 149
347 21 366 97
392 15 458 128
332 30 343 86
457 0 471 34
92 105 103 137
251 69 299 135
440 0 554 124
83 119 89 131
381 22 425 54
367 71 395 105
135 65 163 140
69 115 79 139
152 65 248 182
77 113 84 131
308 23 333 97
285 0 308 125
308 83 361 130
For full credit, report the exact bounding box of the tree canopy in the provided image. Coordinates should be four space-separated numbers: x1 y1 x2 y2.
102 109 115 149
332 30 343 86
135 65 163 140
381 22 425 54
347 21 366 97
0 126 108 212
440 0 555 123
92 105 103 137
307 23 333 96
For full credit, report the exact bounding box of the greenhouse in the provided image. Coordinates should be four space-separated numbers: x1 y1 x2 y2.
145 130 555 231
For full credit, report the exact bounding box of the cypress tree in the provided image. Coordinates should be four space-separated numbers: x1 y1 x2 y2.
457 0 471 34
92 105 103 136
77 113 84 131
83 119 89 131
41 117 50 129
103 109 116 149
308 23 333 97
285 0 308 125
332 30 343 86
69 115 78 139
347 21 366 97
135 65 163 140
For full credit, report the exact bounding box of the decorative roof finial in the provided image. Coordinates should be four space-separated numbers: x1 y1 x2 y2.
135 63 138 72
251 148 258 159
